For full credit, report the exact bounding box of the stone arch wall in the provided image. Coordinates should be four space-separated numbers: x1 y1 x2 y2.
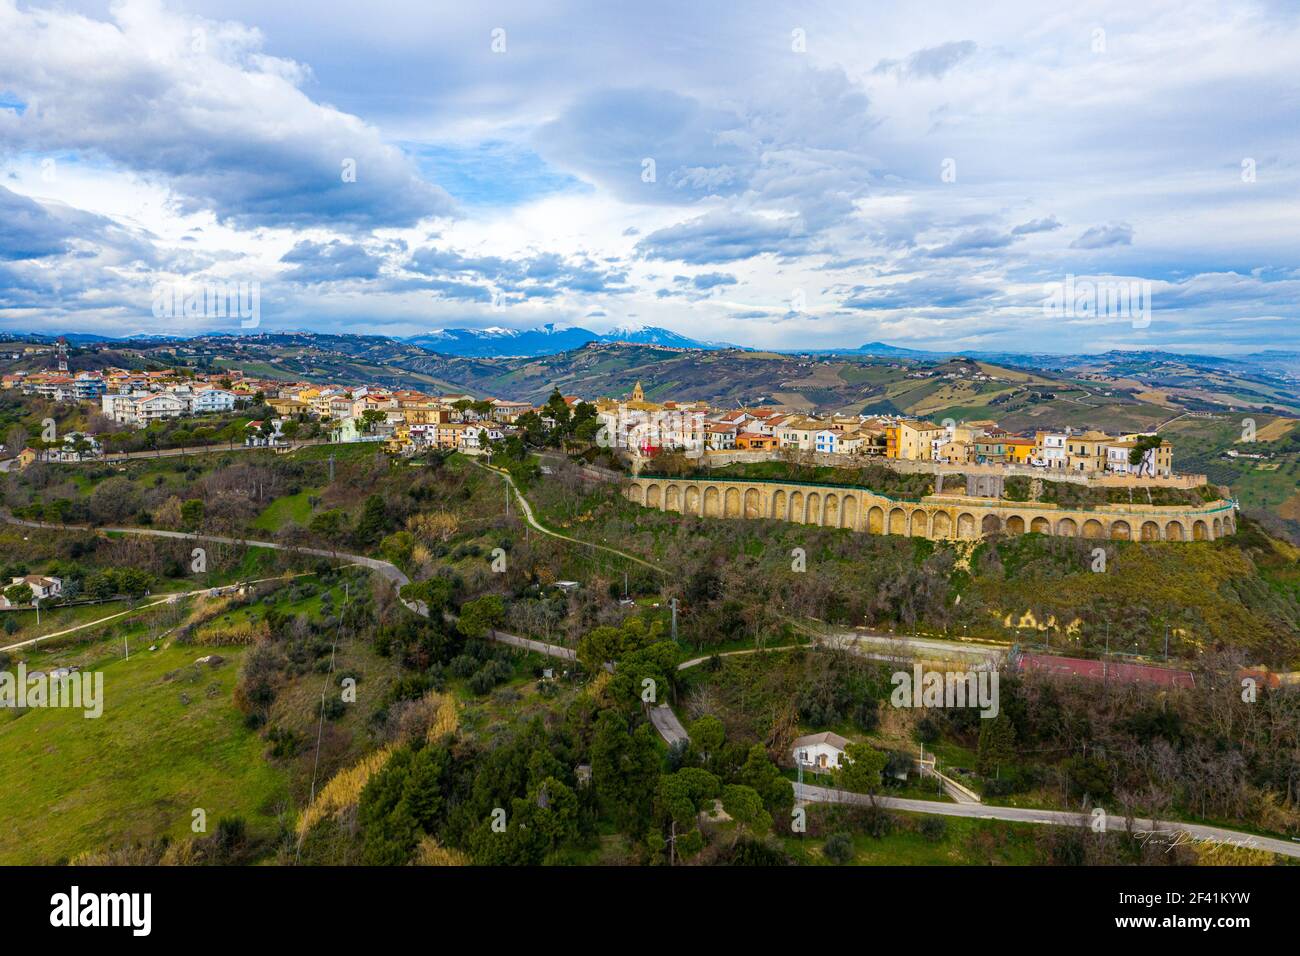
624 478 1231 546
868 506 885 534
703 486 720 517
843 495 858 530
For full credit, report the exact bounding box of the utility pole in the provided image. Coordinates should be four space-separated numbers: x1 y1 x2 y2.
670 597 678 641
328 453 334 483
1164 625 1169 660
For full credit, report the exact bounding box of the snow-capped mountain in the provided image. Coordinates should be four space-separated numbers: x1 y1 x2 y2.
404 323 734 357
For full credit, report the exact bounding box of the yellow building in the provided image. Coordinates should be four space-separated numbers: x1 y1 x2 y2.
885 420 948 460
1066 430 1111 473
1003 437 1037 464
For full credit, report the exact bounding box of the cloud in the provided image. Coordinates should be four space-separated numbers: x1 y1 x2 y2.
0 0 452 230
1071 223 1135 249
1011 216 1063 236
280 240 383 283
873 41 977 80
636 211 813 263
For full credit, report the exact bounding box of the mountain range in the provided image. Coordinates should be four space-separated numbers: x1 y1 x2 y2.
403 323 731 356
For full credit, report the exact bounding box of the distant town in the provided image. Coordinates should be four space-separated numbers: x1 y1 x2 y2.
3 342 1180 483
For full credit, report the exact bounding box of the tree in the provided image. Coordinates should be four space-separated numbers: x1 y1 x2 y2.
721 784 772 837
689 715 725 766
739 744 794 822
3 583 33 607
457 595 505 640
180 498 204 531
591 711 660 837
836 743 887 794
354 494 389 545
976 713 1017 777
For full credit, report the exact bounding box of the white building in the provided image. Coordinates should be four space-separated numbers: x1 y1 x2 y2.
192 387 236 414
792 731 849 771
1035 431 1069 469
2 575 63 607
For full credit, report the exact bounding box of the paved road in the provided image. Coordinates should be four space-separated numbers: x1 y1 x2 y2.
468 459 664 573
0 574 307 652
794 782 1300 860
70 439 332 464
649 704 690 746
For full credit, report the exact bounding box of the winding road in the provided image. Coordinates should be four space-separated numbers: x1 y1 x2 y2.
793 782 1300 860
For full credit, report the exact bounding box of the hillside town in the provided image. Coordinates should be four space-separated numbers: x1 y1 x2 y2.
3 360 1177 478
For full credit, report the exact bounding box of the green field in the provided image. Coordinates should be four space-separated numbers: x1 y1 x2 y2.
0 635 289 864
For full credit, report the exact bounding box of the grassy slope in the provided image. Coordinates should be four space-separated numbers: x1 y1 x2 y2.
0 635 287 864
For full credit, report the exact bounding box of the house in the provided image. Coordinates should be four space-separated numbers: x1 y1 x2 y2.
2 575 63 607
792 731 850 771
192 387 236 414
1003 437 1037 464
735 431 780 452
885 420 948 460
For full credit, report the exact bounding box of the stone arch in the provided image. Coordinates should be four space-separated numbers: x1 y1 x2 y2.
1056 517 1078 537
1110 519 1132 541
1030 516 1051 535
909 510 928 537
981 514 1002 536
842 495 858 530
665 484 681 512
790 491 805 524
806 492 822 525
868 506 885 534
703 485 721 517
1006 515 1026 535
957 512 977 538
646 484 661 508
772 489 787 520
1224 515 1235 536
1213 517 1223 538
743 487 761 519
889 507 907 535
1193 519 1208 540
1164 520 1184 541
724 487 740 517
629 483 645 504
1082 519 1105 539
824 493 840 528
931 511 952 538
1140 520 1160 541
684 485 701 514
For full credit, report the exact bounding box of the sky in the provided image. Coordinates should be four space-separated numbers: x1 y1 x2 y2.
0 0 1297 354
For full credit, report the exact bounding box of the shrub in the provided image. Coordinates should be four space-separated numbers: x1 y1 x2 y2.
823 832 854 864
